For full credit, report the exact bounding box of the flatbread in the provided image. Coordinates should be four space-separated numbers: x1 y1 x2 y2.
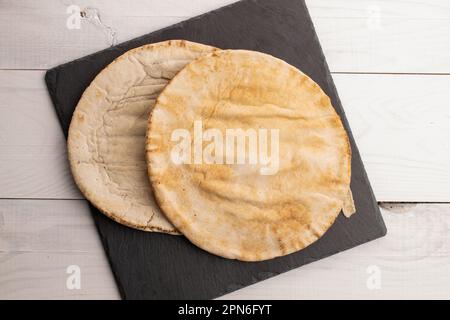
68 40 218 234
147 50 354 260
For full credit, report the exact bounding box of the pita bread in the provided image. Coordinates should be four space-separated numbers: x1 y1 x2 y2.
68 40 218 234
147 50 354 260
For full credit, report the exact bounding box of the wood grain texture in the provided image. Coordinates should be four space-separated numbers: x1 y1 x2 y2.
0 199 119 299
1 70 449 201
0 252 119 299
1 200 448 299
1 0 449 300
1 0 449 72
224 203 450 299
307 0 450 19
334 74 450 202
0 199 99 252
313 17 450 73
0 70 82 199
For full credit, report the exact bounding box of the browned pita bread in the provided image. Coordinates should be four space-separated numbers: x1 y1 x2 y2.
147 50 354 260
68 40 218 234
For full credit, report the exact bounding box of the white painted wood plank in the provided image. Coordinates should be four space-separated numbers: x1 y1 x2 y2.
0 251 119 299
0 199 100 253
0 0 239 17
1 201 449 299
334 74 450 202
313 17 450 74
2 0 450 19
222 203 450 299
0 0 239 70
306 0 450 19
0 14 185 70
0 70 82 199
1 70 449 201
0 199 118 299
1 0 450 72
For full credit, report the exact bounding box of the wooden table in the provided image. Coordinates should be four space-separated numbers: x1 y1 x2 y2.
1 0 449 299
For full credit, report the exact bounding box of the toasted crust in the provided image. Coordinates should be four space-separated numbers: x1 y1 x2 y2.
147 50 353 260
68 40 218 234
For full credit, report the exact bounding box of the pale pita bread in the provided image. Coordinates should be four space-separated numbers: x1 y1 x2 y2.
147 50 354 260
68 40 218 234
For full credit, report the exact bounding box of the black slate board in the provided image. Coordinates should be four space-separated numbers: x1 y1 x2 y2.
45 0 386 299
